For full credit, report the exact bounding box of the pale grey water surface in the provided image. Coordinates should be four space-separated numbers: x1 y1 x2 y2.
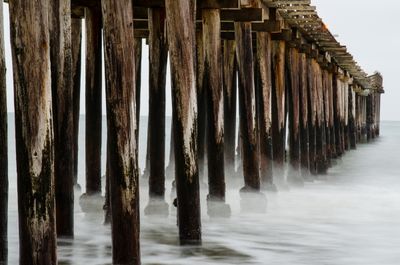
6 115 400 264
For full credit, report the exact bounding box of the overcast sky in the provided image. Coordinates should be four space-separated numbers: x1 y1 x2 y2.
4 1 399 121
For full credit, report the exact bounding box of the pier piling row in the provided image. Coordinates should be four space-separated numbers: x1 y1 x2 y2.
0 0 384 264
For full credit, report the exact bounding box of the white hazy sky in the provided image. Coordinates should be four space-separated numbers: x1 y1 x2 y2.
3 1 400 121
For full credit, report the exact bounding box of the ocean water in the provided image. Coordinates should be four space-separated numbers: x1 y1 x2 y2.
5 114 400 265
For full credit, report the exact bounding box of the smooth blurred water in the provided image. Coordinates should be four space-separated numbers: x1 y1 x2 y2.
6 115 400 264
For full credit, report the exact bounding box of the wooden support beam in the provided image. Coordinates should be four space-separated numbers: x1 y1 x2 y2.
203 9 231 217
307 57 317 175
9 0 57 263
255 31 276 190
235 21 261 192
0 2 7 262
348 85 357 149
145 8 169 216
71 19 82 188
223 40 237 178
101 0 140 263
49 0 75 237
271 40 287 183
286 47 303 185
165 0 201 244
84 6 102 196
220 8 263 22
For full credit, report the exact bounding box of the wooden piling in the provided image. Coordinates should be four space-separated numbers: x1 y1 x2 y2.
145 7 169 216
101 0 140 263
85 6 102 195
256 32 275 190
9 0 57 262
202 8 230 216
322 69 331 166
165 0 201 244
223 40 237 178
299 52 310 178
235 21 261 191
72 18 82 188
49 0 74 237
286 47 303 185
307 57 317 175
348 85 357 149
0 2 7 261
271 40 287 182
196 30 207 183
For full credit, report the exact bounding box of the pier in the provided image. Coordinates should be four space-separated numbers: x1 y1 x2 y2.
0 0 384 264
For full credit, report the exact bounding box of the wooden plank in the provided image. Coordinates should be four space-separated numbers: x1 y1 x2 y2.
165 0 201 244
220 8 262 22
101 0 140 263
9 0 57 263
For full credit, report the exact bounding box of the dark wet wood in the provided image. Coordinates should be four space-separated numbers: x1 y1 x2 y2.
307 58 317 175
148 8 168 199
314 61 327 174
223 40 237 177
196 30 206 183
165 0 201 244
235 21 260 191
50 0 75 237
256 32 274 188
71 18 82 188
348 85 357 149
333 74 344 156
9 0 57 263
286 47 302 184
203 9 226 201
0 2 7 262
101 0 140 263
134 38 142 138
322 69 331 166
299 52 310 176
271 40 286 178
85 6 102 195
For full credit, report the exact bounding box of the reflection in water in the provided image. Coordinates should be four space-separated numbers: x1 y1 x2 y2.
6 117 400 264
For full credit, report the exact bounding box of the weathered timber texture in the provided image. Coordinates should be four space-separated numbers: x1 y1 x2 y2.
299 52 310 177
322 69 331 166
148 8 168 199
49 0 74 237
223 40 237 177
71 18 82 187
9 0 58 263
333 74 344 155
256 32 274 189
314 61 327 174
165 0 201 244
101 0 140 263
196 30 206 183
0 2 7 262
203 9 226 201
85 6 102 195
235 21 260 191
134 38 142 137
286 47 302 185
307 57 317 175
271 40 286 179
348 85 357 149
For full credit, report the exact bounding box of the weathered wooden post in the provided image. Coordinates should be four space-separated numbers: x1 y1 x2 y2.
9 0 57 262
196 30 207 184
314 60 328 174
299 52 310 179
235 1 266 211
0 2 7 261
72 18 82 189
134 38 142 133
286 47 303 185
307 57 317 175
333 72 344 155
165 0 201 244
327 70 337 159
322 68 331 167
202 7 231 217
348 85 357 149
223 40 237 178
84 6 102 196
102 0 140 263
49 0 75 237
145 7 169 216
271 40 287 183
256 31 275 190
